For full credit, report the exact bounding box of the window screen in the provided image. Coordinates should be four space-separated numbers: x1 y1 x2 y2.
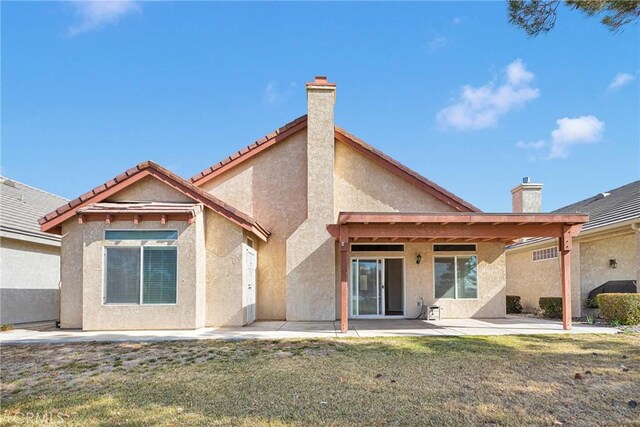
143 248 177 304
435 256 478 299
105 230 178 240
105 248 141 304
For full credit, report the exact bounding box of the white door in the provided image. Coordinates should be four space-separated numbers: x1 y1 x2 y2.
243 244 257 324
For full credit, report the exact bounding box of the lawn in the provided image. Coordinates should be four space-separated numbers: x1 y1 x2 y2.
1 334 639 426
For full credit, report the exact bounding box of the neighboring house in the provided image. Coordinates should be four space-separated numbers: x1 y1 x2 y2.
39 76 587 332
507 180 640 317
1 176 68 324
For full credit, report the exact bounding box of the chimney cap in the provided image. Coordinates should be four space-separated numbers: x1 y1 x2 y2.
306 75 336 87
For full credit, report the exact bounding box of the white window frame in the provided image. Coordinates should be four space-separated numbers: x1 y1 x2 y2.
532 247 558 262
102 230 179 306
433 254 479 300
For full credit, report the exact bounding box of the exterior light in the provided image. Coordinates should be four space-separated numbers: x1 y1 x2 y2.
416 253 422 265
609 259 617 269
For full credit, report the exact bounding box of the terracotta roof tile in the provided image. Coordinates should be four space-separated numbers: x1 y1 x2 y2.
189 115 479 213
40 161 270 241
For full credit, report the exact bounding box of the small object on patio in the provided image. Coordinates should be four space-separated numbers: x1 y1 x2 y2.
592 352 598 356
622 355 628 359
390 379 396 383
621 364 630 372
585 370 592 375
629 400 638 409
574 373 583 380
428 305 441 321
375 373 383 379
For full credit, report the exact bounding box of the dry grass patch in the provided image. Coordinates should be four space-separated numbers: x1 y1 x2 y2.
1 334 638 426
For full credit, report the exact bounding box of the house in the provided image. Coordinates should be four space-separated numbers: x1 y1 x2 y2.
506 179 640 317
39 76 587 332
1 176 68 325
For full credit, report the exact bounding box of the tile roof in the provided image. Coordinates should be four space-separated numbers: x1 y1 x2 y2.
39 161 270 241
0 176 68 245
190 116 480 212
508 180 640 249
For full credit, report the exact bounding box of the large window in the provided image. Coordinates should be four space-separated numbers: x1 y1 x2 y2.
434 256 477 299
104 232 177 305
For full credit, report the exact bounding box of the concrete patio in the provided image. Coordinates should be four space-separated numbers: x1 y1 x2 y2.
0 316 618 345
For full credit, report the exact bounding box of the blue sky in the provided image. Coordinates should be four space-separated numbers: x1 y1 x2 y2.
2 1 638 212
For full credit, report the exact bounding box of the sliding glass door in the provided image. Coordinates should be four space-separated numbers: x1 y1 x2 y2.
351 258 384 317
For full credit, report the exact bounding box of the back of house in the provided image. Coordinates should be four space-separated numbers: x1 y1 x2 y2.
39 77 586 331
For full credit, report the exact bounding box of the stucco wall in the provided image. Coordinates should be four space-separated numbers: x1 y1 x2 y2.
334 141 459 214
0 238 60 324
204 210 246 326
81 218 203 331
60 220 83 328
579 232 637 305
335 242 506 319
506 229 638 318
200 130 308 320
110 176 194 203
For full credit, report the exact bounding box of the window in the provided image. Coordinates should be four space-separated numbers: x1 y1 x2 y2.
533 247 558 262
351 244 404 252
434 256 477 299
104 231 177 305
434 244 476 252
105 230 178 240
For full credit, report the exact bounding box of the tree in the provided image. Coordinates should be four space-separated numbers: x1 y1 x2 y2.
508 0 640 36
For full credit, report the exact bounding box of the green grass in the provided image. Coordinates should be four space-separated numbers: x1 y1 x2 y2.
1 334 639 426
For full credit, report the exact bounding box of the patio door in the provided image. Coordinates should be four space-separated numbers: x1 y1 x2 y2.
351 259 384 317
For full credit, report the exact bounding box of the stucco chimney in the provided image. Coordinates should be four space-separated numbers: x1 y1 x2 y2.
305 76 336 218
511 177 543 213
285 76 337 321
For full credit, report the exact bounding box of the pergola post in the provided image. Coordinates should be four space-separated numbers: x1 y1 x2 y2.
560 226 573 330
339 226 349 333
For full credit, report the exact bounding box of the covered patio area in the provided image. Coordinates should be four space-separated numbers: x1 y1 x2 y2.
328 212 589 333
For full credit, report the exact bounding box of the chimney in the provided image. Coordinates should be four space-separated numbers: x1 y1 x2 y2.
511 177 543 213
305 76 336 219
285 76 337 322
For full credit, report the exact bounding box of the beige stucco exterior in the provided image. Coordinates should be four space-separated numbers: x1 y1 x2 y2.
56 79 515 330
506 222 639 317
58 175 253 330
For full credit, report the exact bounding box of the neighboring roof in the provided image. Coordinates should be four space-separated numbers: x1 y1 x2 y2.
39 161 270 241
189 116 480 213
508 180 640 250
552 180 640 232
0 176 68 246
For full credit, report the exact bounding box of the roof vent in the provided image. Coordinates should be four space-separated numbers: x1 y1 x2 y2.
523 177 531 184
595 192 610 200
1 178 16 188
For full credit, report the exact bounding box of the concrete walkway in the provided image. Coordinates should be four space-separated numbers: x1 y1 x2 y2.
0 317 619 345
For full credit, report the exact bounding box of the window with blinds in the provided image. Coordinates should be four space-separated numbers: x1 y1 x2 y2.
104 232 178 305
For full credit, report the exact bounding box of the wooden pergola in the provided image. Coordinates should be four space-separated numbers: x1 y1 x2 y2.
328 212 589 334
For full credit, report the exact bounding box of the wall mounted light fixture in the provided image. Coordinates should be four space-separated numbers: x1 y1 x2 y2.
416 253 422 265
609 259 617 269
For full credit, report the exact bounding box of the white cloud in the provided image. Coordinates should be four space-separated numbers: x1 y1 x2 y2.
516 140 547 150
68 1 140 36
437 59 540 131
608 72 634 90
263 81 297 106
549 116 605 158
518 116 605 159
452 17 462 25
427 36 448 52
